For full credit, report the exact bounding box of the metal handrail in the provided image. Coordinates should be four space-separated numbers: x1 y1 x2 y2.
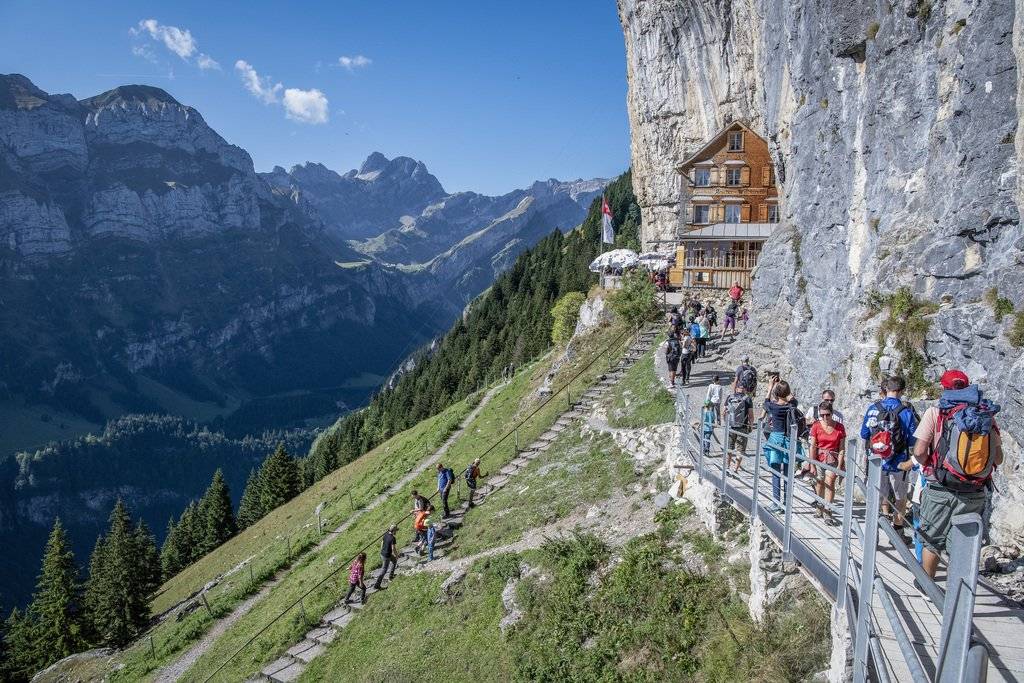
674 392 991 683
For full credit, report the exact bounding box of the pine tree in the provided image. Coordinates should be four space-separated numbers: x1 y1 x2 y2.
28 518 83 666
132 521 161 620
82 499 154 647
258 444 300 512
174 501 200 566
160 517 185 578
197 469 237 554
2 608 37 681
236 467 265 529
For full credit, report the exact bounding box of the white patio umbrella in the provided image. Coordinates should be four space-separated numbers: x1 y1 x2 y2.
589 248 639 273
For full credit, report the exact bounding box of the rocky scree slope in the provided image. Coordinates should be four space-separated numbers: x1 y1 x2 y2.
618 0 1024 545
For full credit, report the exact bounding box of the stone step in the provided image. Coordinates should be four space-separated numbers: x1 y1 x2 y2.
499 464 519 476
488 474 510 488
262 656 305 683
306 625 339 645
510 457 530 468
287 639 326 663
322 605 351 624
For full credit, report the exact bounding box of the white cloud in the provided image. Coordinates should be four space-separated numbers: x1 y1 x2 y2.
283 88 329 124
136 19 196 59
338 55 372 71
235 60 283 104
131 44 158 64
197 53 220 71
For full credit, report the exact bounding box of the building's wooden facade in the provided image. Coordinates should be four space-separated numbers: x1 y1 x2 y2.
668 122 781 290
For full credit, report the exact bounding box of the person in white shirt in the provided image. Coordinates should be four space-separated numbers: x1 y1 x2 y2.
706 375 724 424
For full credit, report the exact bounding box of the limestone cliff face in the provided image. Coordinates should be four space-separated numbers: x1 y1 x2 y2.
620 0 1024 544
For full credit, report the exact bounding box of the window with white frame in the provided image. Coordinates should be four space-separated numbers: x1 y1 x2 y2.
693 204 710 224
726 168 742 186
767 204 779 223
725 204 741 223
694 168 711 186
728 131 743 151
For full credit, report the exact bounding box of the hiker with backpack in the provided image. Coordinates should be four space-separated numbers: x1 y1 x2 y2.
665 331 682 387
411 490 432 514
695 314 710 358
668 306 684 334
678 331 694 385
723 300 739 339
911 370 1003 578
343 552 367 605
372 524 399 589
436 462 455 518
723 385 753 473
809 402 846 524
733 358 757 396
464 458 484 508
700 401 716 459
860 375 919 533
761 378 805 511
414 507 429 554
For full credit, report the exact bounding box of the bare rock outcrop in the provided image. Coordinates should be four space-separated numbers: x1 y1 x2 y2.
619 0 1024 545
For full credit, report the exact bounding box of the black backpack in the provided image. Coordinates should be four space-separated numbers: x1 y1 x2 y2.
725 394 749 427
737 365 757 392
666 338 681 358
867 401 915 460
788 406 810 440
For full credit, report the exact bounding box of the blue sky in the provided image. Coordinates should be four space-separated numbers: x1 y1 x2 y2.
1 1 631 194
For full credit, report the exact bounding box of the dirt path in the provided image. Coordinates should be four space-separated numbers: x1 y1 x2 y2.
153 576 282 683
152 383 504 683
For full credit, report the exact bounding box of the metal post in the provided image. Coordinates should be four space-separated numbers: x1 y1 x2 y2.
782 422 797 560
853 455 883 683
286 535 291 561
149 635 155 657
514 429 519 455
836 437 857 611
201 592 213 617
751 419 763 519
719 414 729 495
936 513 985 683
249 563 254 585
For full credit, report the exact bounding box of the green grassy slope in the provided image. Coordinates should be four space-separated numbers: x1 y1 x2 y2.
164 320 633 682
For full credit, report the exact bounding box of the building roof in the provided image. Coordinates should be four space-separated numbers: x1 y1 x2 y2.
680 222 779 241
675 120 764 173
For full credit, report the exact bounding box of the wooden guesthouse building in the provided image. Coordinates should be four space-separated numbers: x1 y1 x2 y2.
669 121 780 290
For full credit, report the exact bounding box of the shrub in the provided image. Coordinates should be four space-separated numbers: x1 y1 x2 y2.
867 22 880 40
873 287 938 396
983 287 1015 322
1008 313 1024 348
608 271 656 328
550 292 586 346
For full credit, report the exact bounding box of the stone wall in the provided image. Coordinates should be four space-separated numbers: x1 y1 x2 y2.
619 0 1024 546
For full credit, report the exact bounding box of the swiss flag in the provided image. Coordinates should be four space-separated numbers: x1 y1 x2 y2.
601 196 614 244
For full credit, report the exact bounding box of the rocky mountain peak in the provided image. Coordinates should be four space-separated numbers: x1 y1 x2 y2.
0 73 53 110
358 151 390 175
79 84 183 111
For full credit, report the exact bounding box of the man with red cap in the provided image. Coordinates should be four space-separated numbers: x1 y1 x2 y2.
912 369 1004 578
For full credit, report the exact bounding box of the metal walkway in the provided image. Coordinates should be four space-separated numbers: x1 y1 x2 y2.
673 391 1024 682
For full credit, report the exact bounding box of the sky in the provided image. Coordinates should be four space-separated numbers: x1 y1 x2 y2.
0 1 631 195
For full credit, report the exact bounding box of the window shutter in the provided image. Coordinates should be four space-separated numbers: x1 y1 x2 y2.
758 204 768 222
740 204 751 223
686 204 694 223
709 167 719 186
688 168 695 185
761 166 771 186
714 204 724 223
740 166 750 186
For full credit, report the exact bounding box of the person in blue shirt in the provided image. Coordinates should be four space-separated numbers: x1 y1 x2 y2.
859 375 918 531
436 462 455 518
426 519 437 561
700 401 716 458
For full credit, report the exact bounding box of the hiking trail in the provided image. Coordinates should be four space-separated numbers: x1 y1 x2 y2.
252 326 659 683
154 382 504 683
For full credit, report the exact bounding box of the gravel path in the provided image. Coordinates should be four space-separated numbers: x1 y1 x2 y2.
152 383 504 682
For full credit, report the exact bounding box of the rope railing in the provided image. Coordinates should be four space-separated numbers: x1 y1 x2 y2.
200 310 662 682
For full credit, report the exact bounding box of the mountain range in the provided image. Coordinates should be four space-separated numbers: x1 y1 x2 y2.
0 72 604 606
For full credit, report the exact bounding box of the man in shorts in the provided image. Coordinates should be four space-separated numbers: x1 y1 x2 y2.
722 385 753 473
859 376 918 531
912 370 1003 578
